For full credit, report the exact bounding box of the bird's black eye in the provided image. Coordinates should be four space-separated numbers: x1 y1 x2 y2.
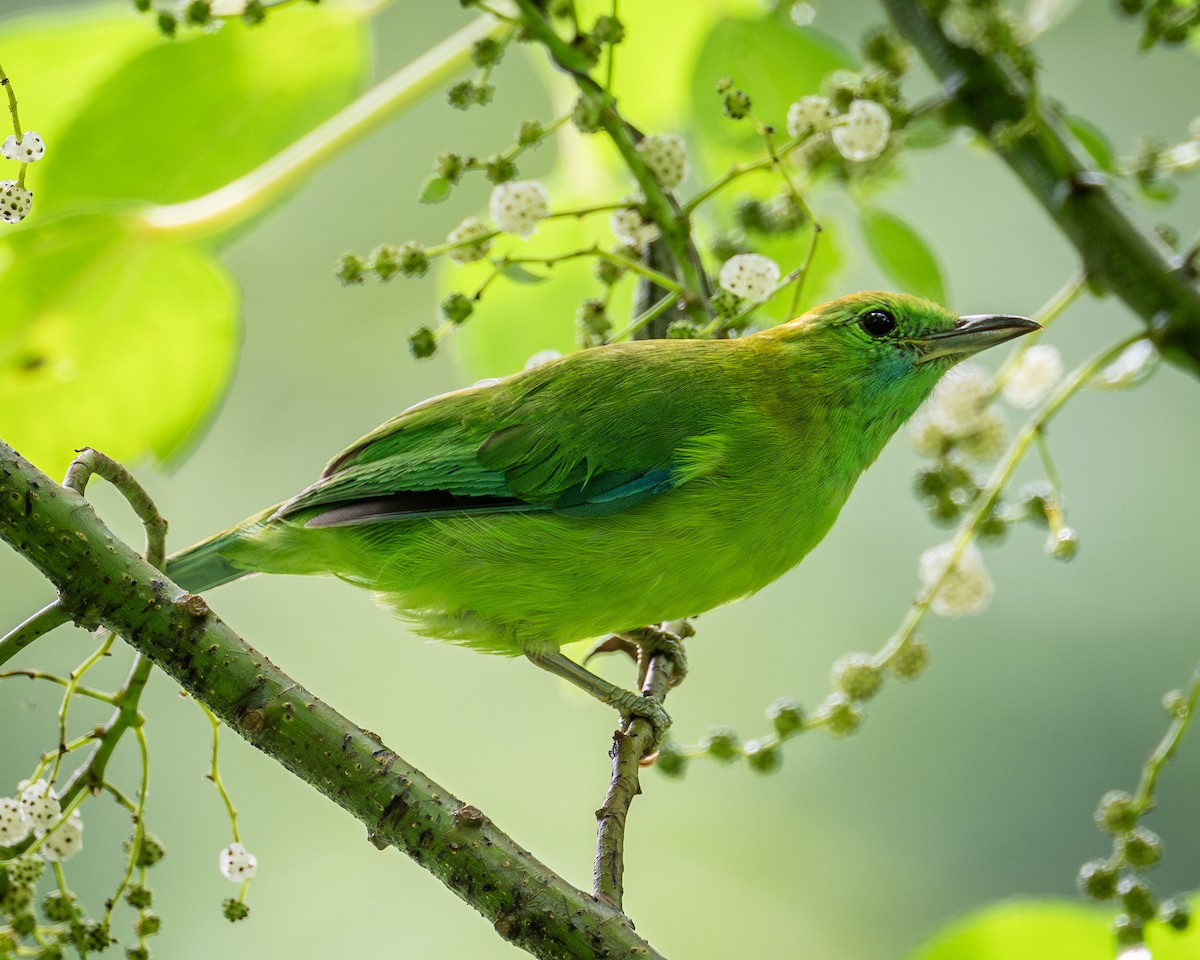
858 309 897 338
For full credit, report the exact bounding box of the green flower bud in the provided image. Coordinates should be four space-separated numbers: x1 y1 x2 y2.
125 886 152 910
594 258 625 286
863 27 910 76
735 199 771 234
1122 826 1162 869
369 244 400 282
722 88 752 120
42 890 81 923
576 299 611 348
440 292 474 325
1112 912 1143 947
156 11 178 36
571 32 602 68
592 14 625 45
241 0 267 25
0 883 33 914
516 120 543 147
133 0 152 11
39 945 65 960
397 241 430 278
484 154 518 184
1117 875 1157 921
334 253 365 286
9 911 34 937
1159 897 1191 931
78 920 112 952
666 319 703 340
744 739 782 774
888 636 931 681
655 740 687 778
471 36 504 68
1162 689 1187 718
222 898 251 923
0 931 16 958
767 697 806 736
1095 790 1139 834
435 152 465 184
831 653 883 702
448 80 476 110
184 0 211 25
124 832 166 868
135 911 161 937
572 95 604 134
125 946 150 960
1076 858 1118 900
701 726 740 762
822 692 863 738
408 326 437 360
715 76 734 94
4 853 44 888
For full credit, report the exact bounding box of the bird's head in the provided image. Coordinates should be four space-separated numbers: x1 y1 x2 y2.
767 291 1039 411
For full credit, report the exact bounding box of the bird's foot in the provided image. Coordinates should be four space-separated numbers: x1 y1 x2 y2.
621 622 690 688
610 688 672 744
582 634 640 668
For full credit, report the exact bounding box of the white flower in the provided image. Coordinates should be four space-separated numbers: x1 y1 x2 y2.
1116 947 1151 960
446 217 494 263
1 132 45 163
0 180 33 223
0 796 30 845
219 842 258 882
635 133 689 190
41 811 83 862
718 253 780 303
19 780 61 834
831 100 891 162
1003 344 1062 408
919 541 994 617
525 349 562 370
955 408 1007 462
789 2 816 26
610 196 661 251
489 180 549 238
787 95 837 138
925 364 991 431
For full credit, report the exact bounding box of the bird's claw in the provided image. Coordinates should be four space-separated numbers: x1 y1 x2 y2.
583 634 640 668
611 690 672 745
622 624 689 688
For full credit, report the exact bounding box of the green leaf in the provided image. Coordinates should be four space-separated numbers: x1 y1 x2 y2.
0 214 238 478
18 3 368 215
1065 114 1117 173
500 264 549 284
904 897 1200 960
903 113 956 151
419 174 453 204
861 207 948 304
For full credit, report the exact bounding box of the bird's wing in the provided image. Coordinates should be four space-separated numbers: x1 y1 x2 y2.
275 345 729 528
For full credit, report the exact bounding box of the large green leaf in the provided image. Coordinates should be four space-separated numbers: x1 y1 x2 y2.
0 214 238 478
12 3 368 214
904 898 1200 960
861 206 948 305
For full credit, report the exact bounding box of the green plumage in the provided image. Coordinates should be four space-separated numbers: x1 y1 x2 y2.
166 293 1036 657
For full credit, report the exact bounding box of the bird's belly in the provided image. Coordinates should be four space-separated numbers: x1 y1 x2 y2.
291 478 846 654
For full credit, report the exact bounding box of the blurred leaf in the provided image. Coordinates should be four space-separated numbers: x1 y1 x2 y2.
690 11 853 173
1091 338 1159 389
420 174 453 204
861 207 947 304
1026 0 1079 37
904 898 1200 960
0 214 238 478
27 3 368 215
501 263 550 284
904 113 957 151
1065 114 1117 173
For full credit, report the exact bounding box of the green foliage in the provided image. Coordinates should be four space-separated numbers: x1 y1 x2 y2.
861 207 947 305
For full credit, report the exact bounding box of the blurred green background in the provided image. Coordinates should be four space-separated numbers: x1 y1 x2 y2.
2 1 1199 958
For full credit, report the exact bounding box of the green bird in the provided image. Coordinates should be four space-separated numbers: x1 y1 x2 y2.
166 292 1036 730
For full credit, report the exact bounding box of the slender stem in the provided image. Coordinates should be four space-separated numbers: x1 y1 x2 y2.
0 62 22 140
49 633 114 787
611 292 677 341
0 670 115 704
0 602 71 669
496 245 683 294
994 272 1084 388
201 703 243 843
1132 665 1200 812
141 15 502 241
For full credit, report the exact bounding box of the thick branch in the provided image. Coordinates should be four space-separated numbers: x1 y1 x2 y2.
882 0 1200 378
0 441 665 960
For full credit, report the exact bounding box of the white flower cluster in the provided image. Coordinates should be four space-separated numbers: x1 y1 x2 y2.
910 364 1007 462
718 253 780 304
918 541 994 617
831 100 892 162
0 780 84 861
219 841 258 882
0 180 33 223
1002 344 1062 408
610 196 661 251
2 131 45 163
787 95 837 139
635 133 690 190
446 216 493 263
488 180 549 238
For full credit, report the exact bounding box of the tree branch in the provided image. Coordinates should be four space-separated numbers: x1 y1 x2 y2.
0 440 666 960
881 0 1200 378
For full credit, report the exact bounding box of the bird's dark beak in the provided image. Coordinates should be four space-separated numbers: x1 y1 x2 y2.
912 314 1041 364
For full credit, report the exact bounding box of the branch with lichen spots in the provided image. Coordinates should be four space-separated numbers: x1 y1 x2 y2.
0 440 666 960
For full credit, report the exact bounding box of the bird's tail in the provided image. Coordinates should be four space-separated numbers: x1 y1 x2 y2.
164 507 278 594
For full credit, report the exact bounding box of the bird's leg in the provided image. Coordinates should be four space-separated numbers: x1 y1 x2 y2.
525 650 672 740
619 620 691 690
